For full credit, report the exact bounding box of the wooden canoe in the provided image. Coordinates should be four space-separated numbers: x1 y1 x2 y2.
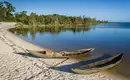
72 53 123 74
27 48 94 58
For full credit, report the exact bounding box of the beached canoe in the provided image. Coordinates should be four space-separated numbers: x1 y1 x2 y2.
72 53 123 74
27 48 94 58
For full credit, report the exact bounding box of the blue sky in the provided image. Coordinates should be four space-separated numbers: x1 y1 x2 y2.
2 0 130 22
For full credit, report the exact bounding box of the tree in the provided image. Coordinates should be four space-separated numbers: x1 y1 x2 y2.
29 12 37 26
15 11 28 24
0 1 15 21
4 1 15 17
0 2 6 21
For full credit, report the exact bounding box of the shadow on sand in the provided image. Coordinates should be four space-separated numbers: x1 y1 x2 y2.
50 54 112 73
15 52 41 58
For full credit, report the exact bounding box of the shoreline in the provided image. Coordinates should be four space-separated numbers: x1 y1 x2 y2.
7 29 47 51
0 22 128 80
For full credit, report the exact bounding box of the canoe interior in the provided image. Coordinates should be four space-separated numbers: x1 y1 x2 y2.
94 53 122 68
80 53 123 69
37 51 46 54
61 48 94 56
62 50 91 56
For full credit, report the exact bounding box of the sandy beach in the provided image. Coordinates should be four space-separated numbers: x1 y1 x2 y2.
0 22 129 80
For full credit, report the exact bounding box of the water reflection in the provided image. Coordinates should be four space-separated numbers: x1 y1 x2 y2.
10 26 92 40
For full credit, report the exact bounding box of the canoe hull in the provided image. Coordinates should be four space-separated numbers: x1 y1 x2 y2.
27 48 94 58
72 53 123 74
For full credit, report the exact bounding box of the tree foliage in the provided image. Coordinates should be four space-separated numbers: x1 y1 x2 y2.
0 1 108 27
0 1 15 21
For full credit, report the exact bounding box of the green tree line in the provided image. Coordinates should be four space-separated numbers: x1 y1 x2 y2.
0 1 108 27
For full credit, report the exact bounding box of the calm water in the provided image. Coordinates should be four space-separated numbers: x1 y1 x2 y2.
12 22 130 78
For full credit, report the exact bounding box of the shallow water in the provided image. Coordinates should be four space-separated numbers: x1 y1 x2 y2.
12 22 130 78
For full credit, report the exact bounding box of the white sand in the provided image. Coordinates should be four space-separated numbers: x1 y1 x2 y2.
0 22 129 80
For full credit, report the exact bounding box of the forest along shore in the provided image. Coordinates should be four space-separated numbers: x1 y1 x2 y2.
0 22 128 80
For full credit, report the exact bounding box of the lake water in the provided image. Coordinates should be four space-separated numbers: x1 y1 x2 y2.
12 22 130 78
